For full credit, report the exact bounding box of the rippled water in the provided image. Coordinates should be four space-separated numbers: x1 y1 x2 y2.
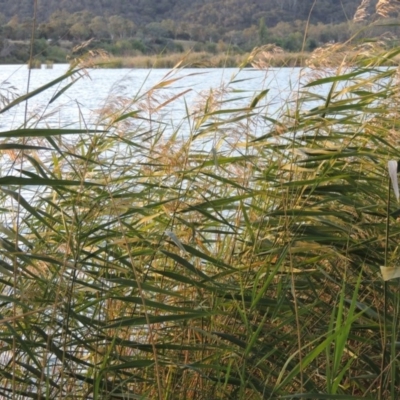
0 64 304 131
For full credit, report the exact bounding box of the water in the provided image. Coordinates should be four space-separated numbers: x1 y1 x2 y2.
0 64 305 131
0 64 315 231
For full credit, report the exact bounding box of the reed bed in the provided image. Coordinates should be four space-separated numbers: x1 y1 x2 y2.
98 51 311 69
1 46 400 399
96 46 400 70
98 52 247 69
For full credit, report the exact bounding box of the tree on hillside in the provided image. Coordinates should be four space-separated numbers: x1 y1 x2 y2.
46 10 72 40
89 16 109 40
145 22 170 40
68 11 94 40
160 19 177 39
0 0 361 30
258 17 268 44
108 16 135 40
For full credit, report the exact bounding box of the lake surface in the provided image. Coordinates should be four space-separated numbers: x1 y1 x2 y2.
0 64 306 132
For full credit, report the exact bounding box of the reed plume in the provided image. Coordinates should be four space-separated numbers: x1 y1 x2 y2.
354 0 400 21
354 0 372 22
376 0 400 16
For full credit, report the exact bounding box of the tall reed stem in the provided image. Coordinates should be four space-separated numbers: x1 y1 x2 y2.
379 177 391 399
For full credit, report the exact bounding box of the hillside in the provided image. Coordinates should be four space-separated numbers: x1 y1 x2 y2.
0 0 361 28
1 0 400 64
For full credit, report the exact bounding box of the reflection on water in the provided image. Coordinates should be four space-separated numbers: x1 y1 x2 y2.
0 64 305 132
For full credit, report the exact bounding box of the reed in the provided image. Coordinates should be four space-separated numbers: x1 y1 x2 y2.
93 45 400 70
98 51 249 68
1 44 400 399
97 51 310 69
27 58 42 69
45 60 54 69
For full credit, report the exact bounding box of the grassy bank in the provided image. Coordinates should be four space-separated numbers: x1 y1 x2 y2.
1 47 400 399
98 50 309 68
81 43 400 69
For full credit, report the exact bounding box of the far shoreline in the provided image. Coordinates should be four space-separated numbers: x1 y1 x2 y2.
1 51 310 69
4 46 400 69
95 51 309 69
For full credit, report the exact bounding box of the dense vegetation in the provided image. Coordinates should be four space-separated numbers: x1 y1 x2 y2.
2 2 400 396
1 41 400 398
1 0 400 64
0 0 360 27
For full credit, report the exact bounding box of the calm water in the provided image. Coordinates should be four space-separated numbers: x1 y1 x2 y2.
0 64 305 132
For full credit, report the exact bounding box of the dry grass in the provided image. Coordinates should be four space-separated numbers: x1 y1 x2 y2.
250 40 400 71
96 52 247 69
97 45 400 71
94 51 312 69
